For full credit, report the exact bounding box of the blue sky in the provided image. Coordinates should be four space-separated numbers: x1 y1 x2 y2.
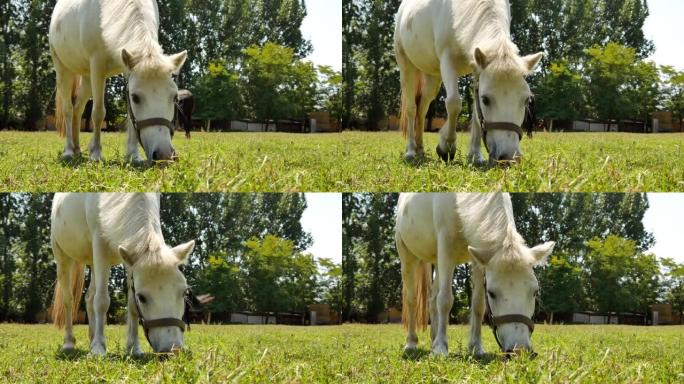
301 193 342 264
643 0 684 70
300 0 342 70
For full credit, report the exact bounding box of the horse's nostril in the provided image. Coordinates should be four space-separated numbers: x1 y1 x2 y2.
152 151 159 161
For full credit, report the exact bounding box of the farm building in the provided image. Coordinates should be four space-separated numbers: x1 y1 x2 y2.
308 111 340 132
651 111 683 132
308 303 339 325
650 303 682 324
571 311 647 325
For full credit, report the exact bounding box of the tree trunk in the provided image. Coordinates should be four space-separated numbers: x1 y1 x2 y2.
549 311 554 324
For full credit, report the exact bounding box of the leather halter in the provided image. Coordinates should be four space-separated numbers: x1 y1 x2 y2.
473 78 526 154
125 78 176 148
483 278 535 351
129 273 193 346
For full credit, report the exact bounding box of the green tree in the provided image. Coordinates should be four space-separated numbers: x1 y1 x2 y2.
585 42 660 129
661 66 684 131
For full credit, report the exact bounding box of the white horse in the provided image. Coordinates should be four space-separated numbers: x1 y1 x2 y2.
394 0 543 164
49 0 187 163
395 193 554 356
51 193 196 356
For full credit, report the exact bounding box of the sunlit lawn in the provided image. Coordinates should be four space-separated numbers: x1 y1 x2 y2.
0 130 682 191
0 323 681 383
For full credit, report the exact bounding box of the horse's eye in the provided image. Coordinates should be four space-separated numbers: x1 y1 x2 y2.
137 294 146 304
132 94 140 104
482 96 490 106
487 290 496 300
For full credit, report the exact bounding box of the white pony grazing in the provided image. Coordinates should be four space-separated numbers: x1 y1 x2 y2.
395 193 554 356
49 0 187 164
51 193 196 356
394 0 543 165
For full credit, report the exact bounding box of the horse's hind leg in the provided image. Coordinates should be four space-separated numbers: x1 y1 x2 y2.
437 55 462 162
71 76 92 156
396 46 421 161
54 65 77 159
468 264 486 356
54 247 76 351
398 237 419 351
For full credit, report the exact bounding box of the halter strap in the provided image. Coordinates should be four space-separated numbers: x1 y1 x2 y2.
129 272 192 346
473 78 525 154
483 278 535 351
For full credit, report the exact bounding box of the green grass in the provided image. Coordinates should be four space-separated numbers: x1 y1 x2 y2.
0 324 682 383
0 131 682 191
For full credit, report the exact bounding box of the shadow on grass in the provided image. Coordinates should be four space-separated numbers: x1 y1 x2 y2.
54 346 180 365
401 348 528 366
56 152 152 171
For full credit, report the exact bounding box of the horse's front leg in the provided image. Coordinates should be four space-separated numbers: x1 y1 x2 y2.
466 115 486 165
89 238 111 356
124 119 144 164
88 63 106 161
125 273 143 356
433 235 457 357
468 265 486 356
437 56 461 162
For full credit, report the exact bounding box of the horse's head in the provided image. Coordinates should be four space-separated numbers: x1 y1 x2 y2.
468 240 555 354
472 47 543 164
121 49 188 163
119 239 195 353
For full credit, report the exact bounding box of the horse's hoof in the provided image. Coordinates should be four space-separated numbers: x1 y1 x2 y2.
404 152 418 163
431 345 449 357
436 144 455 162
467 153 486 166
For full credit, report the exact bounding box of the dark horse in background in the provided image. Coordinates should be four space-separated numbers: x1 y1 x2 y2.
81 89 194 138
176 89 194 138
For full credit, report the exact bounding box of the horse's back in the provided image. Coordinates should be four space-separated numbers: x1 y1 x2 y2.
397 193 473 264
51 193 96 264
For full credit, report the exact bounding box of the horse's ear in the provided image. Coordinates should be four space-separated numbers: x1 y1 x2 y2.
522 52 543 72
474 47 490 70
172 239 195 265
121 49 140 71
119 246 135 267
468 246 494 266
530 241 555 265
168 51 188 75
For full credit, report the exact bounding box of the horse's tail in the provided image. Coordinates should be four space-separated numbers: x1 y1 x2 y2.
54 76 81 137
400 72 424 138
402 260 431 331
52 261 85 329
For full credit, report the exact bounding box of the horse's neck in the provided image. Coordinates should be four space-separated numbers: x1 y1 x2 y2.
455 0 514 57
101 0 162 60
100 194 164 258
459 194 519 250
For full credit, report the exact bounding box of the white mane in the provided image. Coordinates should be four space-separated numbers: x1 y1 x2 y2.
101 0 175 76
454 0 529 76
97 193 166 265
457 193 530 266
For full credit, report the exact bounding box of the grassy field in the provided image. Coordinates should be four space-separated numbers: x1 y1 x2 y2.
0 131 682 191
0 323 682 383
